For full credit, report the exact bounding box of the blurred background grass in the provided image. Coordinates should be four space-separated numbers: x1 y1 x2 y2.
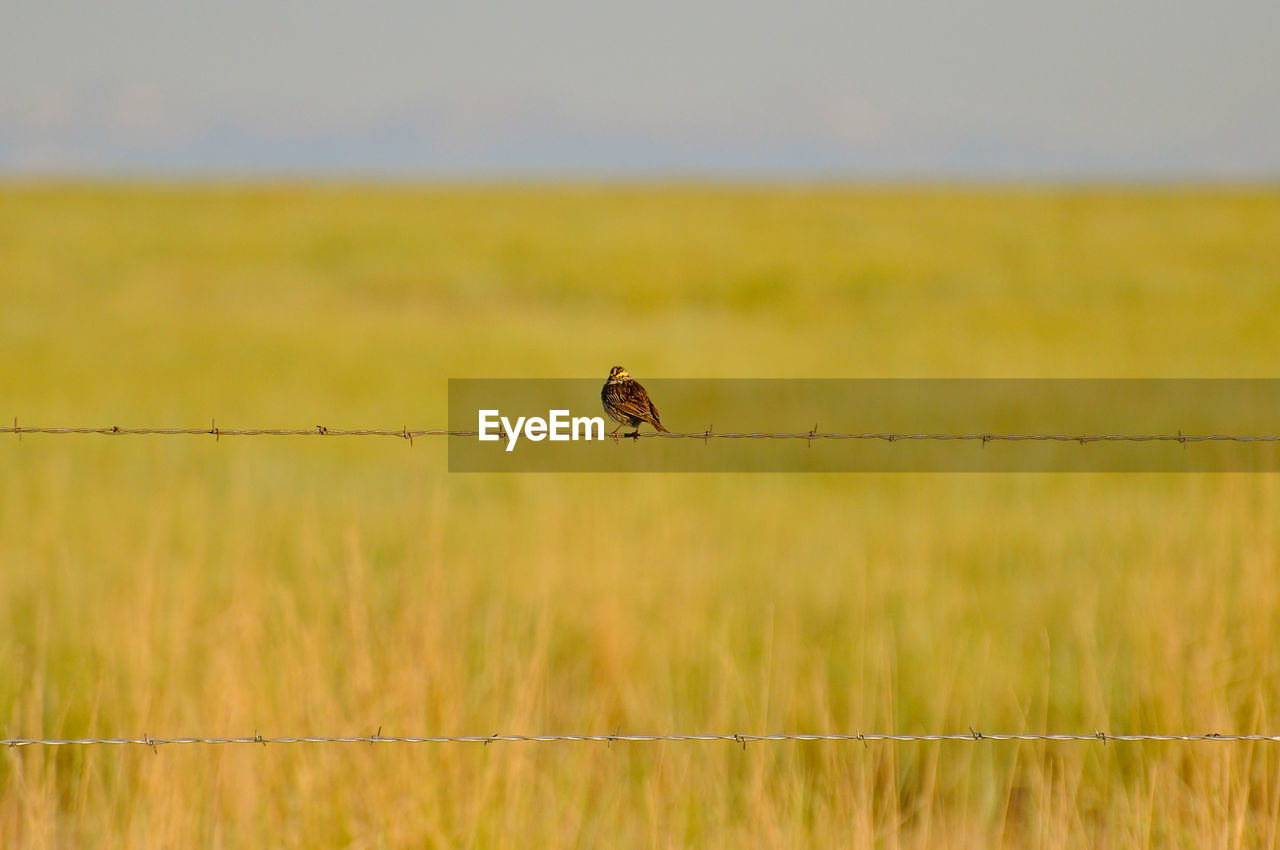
2 183 1279 847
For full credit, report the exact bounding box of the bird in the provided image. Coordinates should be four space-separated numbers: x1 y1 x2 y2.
601 366 669 440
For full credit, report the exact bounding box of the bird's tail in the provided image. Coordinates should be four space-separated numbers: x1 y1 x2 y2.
655 422 669 433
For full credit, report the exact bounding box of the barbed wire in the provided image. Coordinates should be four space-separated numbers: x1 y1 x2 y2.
4 421 1280 445
4 731 1280 750
8 424 1272 752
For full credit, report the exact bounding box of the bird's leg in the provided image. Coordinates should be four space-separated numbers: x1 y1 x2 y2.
625 429 640 441
610 423 622 444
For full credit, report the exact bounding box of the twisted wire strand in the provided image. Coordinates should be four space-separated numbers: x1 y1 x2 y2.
4 731 1280 748
3 424 1279 443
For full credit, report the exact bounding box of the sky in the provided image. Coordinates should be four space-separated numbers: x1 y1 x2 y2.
2 1 1278 178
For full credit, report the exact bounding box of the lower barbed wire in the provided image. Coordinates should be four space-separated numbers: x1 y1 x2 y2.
5 731 1280 748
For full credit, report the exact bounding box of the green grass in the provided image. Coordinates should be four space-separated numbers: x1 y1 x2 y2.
2 183 1280 847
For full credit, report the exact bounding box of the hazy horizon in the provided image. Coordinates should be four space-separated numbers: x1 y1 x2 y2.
3 1 1277 179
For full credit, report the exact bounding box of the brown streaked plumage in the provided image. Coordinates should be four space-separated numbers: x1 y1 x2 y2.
601 366 668 440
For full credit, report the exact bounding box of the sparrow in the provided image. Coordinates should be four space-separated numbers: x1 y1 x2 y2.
601 366 669 440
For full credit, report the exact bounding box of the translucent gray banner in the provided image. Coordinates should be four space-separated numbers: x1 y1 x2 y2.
448 380 1280 472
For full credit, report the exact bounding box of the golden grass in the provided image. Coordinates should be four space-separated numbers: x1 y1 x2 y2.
2 183 1280 847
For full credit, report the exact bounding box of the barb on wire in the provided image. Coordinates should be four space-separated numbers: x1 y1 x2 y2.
3 731 1280 749
4 423 1280 443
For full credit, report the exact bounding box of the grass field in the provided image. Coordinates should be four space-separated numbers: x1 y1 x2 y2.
2 183 1280 847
